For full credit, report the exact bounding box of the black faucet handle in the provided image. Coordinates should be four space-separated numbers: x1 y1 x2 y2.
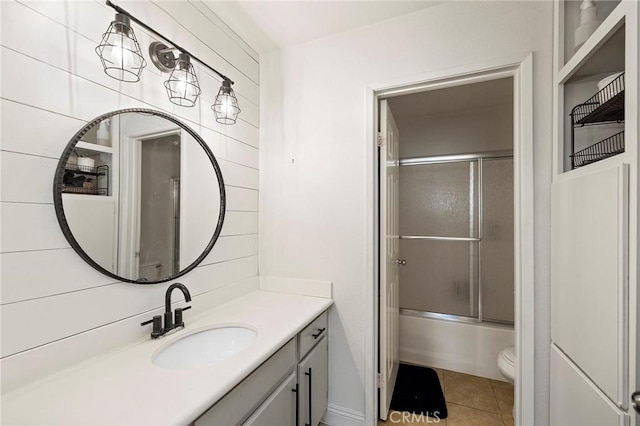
141 315 163 338
175 306 192 327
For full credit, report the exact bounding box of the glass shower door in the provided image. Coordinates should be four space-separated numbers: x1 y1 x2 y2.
398 154 514 324
398 160 479 318
480 158 514 323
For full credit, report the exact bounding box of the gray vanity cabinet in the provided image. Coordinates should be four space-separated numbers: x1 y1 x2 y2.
298 336 328 426
193 310 329 426
243 372 297 426
194 339 297 426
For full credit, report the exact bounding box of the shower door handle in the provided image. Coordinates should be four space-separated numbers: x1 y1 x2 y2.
396 259 407 266
632 391 640 414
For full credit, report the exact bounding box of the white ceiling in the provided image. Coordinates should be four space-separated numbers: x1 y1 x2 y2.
387 77 514 120
204 1 446 53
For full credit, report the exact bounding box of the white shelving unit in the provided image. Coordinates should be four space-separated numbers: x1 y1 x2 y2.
552 1 638 424
66 132 117 197
62 118 120 272
64 141 111 196
75 141 113 155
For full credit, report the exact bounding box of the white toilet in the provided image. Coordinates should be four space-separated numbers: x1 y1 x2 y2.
497 346 516 417
497 346 516 382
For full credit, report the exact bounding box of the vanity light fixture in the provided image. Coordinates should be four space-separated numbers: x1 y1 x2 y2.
95 13 146 82
213 80 241 124
98 1 241 124
163 53 202 107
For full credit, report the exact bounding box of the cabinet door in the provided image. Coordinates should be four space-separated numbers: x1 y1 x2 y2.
244 372 297 426
298 336 328 426
551 164 629 407
550 345 626 425
195 339 296 426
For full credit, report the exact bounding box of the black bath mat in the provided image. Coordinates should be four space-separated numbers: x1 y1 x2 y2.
390 363 448 419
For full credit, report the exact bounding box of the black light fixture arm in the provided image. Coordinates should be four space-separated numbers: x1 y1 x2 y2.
105 0 235 85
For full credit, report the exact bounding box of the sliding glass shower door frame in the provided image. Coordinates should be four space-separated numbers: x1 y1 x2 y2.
399 149 513 326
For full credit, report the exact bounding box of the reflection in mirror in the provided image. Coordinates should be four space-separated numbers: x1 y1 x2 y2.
54 110 225 284
138 134 181 279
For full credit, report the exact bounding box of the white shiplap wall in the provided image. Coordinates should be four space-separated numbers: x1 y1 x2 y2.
0 0 259 393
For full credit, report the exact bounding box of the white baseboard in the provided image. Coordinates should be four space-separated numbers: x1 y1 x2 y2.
322 404 365 426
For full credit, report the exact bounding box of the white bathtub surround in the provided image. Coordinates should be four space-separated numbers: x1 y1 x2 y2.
259 276 332 298
399 314 514 381
2 289 332 425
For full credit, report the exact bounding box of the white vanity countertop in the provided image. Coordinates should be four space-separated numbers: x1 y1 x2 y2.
2 290 333 425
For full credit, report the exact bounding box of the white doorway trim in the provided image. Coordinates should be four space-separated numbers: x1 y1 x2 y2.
118 128 180 279
364 53 535 426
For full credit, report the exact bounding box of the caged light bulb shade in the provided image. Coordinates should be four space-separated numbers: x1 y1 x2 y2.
95 14 146 82
164 54 202 107
212 80 241 125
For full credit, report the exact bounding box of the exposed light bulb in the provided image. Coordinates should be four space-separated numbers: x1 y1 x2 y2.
175 72 198 99
175 74 188 97
218 95 234 116
109 35 135 69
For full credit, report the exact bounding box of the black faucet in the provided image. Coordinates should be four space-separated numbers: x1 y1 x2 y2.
141 283 192 339
164 283 192 330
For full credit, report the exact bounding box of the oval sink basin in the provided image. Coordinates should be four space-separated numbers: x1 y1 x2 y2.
153 325 256 370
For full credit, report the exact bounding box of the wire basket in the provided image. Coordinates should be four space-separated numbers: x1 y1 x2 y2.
62 186 108 195
571 73 625 125
65 162 107 175
62 164 109 195
570 131 625 168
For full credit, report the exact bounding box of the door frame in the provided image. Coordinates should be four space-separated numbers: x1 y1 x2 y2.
365 53 535 425
118 128 180 279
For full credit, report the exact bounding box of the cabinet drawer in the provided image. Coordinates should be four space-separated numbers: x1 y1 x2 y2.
298 311 328 359
195 339 296 426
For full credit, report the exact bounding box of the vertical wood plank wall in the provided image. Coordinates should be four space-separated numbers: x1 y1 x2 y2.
0 0 259 392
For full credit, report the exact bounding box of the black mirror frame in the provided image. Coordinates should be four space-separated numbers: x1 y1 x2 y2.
53 108 226 284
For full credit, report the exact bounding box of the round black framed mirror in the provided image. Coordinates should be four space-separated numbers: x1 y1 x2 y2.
53 108 225 284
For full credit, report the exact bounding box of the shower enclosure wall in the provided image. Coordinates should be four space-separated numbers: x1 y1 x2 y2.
399 150 514 325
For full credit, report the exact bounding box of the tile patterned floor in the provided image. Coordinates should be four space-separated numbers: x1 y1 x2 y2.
378 367 514 426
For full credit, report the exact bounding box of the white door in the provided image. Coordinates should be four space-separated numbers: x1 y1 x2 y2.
550 164 633 423
117 138 141 279
379 100 400 421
